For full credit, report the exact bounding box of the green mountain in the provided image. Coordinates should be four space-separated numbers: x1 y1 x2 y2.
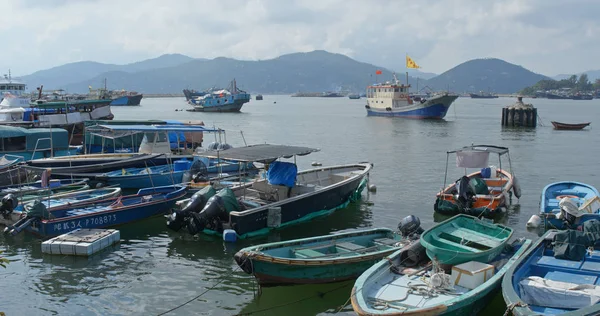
21 51 553 94
60 50 418 94
426 58 549 94
22 54 196 90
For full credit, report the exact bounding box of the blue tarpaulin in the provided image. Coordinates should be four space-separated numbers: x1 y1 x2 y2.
267 161 297 188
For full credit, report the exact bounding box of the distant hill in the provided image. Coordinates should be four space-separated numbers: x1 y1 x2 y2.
19 51 556 94
60 50 419 94
554 70 600 82
405 69 437 80
22 54 196 89
426 58 549 94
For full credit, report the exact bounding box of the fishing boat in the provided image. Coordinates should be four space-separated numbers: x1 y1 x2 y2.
110 91 143 106
351 231 531 315
234 216 423 286
187 79 250 112
0 187 121 227
166 144 372 238
527 181 600 230
95 161 192 189
255 94 263 101
434 145 521 218
0 178 89 199
6 185 187 237
0 126 75 161
502 229 600 315
551 121 591 130
364 73 458 119
420 214 513 265
348 94 361 99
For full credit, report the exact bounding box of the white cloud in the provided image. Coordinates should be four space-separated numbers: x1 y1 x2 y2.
1 0 599 76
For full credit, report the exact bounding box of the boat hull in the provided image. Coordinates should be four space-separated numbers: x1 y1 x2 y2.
98 170 186 189
502 230 600 316
235 229 411 286
28 186 186 237
420 214 513 265
366 95 458 119
229 164 371 237
110 94 143 106
352 239 531 316
551 121 591 130
187 101 246 112
540 181 600 230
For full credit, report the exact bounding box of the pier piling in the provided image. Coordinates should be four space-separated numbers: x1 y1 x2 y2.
501 96 537 127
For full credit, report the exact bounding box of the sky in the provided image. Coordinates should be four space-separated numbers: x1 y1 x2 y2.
2 0 599 77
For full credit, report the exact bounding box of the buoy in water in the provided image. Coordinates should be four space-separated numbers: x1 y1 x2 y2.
526 214 542 228
311 162 322 166
273 101 277 104
368 184 377 192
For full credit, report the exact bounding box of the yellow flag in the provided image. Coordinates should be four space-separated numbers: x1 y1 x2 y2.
406 55 421 69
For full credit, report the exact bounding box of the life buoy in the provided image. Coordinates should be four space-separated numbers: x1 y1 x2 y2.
556 195 578 200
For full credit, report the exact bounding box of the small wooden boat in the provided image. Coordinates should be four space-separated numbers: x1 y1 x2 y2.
530 181 600 230
0 178 89 199
7 185 187 237
551 121 591 130
352 237 531 315
0 187 122 227
434 145 521 218
502 229 600 315
420 214 513 265
234 224 422 286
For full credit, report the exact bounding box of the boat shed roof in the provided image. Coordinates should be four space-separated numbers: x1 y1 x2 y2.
448 144 509 155
194 144 319 163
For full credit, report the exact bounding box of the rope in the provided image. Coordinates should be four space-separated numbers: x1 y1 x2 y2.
236 282 351 316
503 301 528 316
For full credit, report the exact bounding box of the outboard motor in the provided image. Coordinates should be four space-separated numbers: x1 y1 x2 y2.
4 199 47 236
398 215 423 237
558 198 583 227
455 175 474 208
186 195 227 235
398 242 428 267
0 194 18 219
166 187 215 231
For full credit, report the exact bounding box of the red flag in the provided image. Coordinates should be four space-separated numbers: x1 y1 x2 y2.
375 70 382 75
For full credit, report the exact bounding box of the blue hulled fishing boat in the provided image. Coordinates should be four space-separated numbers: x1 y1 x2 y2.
187 79 250 112
7 185 186 237
502 228 600 315
527 181 600 230
96 161 191 189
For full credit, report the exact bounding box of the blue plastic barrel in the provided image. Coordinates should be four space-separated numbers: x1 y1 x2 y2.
173 160 191 172
223 229 237 242
480 167 491 178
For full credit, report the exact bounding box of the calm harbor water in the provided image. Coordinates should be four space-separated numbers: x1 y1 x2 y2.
2 96 600 315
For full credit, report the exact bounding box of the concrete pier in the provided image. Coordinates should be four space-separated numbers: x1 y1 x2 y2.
501 97 537 127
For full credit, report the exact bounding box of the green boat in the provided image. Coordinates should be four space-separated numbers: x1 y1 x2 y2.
351 237 531 315
420 214 513 265
234 227 421 286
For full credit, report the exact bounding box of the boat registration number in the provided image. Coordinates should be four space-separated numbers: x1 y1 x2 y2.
53 215 117 232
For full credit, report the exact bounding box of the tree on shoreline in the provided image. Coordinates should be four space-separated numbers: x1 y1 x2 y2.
520 73 595 95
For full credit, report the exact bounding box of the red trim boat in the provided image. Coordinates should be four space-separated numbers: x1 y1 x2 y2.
551 121 591 130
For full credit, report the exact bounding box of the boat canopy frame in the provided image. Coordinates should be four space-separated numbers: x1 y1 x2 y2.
193 144 319 164
442 144 514 190
84 124 226 155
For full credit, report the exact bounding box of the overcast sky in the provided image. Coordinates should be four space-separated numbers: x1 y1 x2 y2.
3 0 598 77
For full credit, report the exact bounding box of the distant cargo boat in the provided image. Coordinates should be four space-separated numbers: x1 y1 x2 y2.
571 93 594 100
364 74 458 119
348 94 360 99
255 94 263 100
546 93 570 100
187 79 250 112
110 92 143 106
469 92 499 99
